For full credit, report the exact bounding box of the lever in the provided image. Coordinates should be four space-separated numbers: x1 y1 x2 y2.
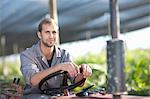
13 77 20 84
13 77 16 83
16 78 20 84
76 85 94 96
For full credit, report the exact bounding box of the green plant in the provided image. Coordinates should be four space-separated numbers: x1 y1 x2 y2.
125 49 150 96
74 51 107 91
0 61 25 86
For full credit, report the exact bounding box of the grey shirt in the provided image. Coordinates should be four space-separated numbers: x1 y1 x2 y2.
20 41 73 94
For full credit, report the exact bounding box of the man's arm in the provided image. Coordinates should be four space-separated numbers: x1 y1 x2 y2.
30 64 60 86
30 62 80 86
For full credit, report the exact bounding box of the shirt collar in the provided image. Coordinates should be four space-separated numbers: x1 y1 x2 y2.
55 45 61 58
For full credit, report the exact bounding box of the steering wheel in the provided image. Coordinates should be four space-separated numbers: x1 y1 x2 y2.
39 71 86 95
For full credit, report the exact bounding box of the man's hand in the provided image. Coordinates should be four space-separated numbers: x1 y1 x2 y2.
80 64 92 78
58 62 80 77
73 64 92 86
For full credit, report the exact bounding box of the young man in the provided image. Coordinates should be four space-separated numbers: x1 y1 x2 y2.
20 18 92 98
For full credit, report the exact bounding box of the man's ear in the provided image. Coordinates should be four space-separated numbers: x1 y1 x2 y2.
37 31 41 39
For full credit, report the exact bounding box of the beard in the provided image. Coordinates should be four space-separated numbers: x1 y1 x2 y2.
42 40 54 48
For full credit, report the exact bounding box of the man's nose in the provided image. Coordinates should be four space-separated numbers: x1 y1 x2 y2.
48 32 53 37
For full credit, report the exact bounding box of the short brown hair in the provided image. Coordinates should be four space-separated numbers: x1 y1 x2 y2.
38 18 58 32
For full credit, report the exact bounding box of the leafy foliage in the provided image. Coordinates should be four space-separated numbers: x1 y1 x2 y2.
125 49 150 95
74 51 107 91
0 61 25 85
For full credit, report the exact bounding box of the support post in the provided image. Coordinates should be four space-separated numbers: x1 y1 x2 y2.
49 0 60 45
107 0 126 94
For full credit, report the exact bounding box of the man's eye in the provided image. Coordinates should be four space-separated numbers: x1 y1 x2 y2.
52 31 56 34
46 31 50 34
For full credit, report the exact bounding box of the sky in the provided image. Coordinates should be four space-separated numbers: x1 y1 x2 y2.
60 27 150 58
